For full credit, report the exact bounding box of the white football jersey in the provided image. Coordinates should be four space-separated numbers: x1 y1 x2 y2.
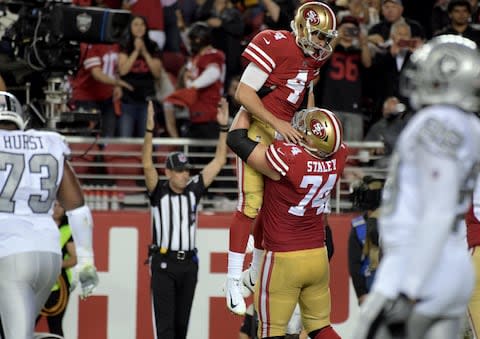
0 129 70 257
373 105 480 316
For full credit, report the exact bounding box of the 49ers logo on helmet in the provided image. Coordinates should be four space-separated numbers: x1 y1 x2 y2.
310 119 327 140
303 8 320 25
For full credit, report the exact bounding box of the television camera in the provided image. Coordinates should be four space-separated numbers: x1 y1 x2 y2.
0 0 131 131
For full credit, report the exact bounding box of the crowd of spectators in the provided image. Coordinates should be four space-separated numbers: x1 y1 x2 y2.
1 0 480 155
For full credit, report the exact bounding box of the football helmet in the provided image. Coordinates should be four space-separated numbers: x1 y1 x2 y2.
291 1 338 61
0 91 24 130
292 107 343 158
187 22 212 55
400 34 480 112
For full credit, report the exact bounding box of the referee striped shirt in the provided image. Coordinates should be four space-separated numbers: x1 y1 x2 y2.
149 174 206 251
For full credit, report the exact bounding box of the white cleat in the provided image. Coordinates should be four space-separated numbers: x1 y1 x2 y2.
241 266 257 298
225 277 247 316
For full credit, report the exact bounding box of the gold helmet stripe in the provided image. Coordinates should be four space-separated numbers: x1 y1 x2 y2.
321 108 342 152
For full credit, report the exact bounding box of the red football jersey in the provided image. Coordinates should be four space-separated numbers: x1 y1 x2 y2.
466 193 480 248
242 29 325 122
260 141 348 252
71 43 119 101
187 47 226 123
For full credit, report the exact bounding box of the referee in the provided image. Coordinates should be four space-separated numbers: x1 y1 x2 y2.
142 99 229 339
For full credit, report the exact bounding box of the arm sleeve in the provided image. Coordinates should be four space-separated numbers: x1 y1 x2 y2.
189 64 221 89
239 62 269 91
65 205 94 256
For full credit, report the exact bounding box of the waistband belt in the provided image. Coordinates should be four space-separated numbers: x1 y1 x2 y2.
163 250 196 261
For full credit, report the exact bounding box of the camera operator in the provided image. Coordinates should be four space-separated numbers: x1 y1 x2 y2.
348 176 385 305
314 15 372 141
0 0 133 131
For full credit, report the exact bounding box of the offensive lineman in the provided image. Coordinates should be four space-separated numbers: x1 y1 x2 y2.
355 35 480 339
226 1 338 315
227 106 346 339
0 92 99 339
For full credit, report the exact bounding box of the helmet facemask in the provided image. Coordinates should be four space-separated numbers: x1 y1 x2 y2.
399 34 480 112
296 23 337 61
291 2 338 61
0 91 24 130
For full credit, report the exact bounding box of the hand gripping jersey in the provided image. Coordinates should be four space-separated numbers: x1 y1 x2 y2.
260 141 348 252
0 129 70 257
242 30 325 121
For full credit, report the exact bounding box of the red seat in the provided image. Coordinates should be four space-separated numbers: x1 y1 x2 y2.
103 144 143 189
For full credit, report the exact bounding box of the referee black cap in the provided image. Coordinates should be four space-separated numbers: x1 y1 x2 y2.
166 152 192 171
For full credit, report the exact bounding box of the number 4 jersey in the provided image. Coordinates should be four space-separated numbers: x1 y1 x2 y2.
0 129 70 257
242 29 325 121
259 141 348 252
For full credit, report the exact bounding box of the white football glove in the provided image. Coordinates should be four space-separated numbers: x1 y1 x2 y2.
76 247 99 299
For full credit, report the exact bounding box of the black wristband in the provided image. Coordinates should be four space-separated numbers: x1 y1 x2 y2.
145 129 154 133
219 126 229 132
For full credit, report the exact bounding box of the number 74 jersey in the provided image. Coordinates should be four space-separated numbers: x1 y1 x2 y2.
260 141 348 252
242 29 325 122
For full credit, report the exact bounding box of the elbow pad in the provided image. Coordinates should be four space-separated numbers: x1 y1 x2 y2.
66 204 94 256
227 129 259 163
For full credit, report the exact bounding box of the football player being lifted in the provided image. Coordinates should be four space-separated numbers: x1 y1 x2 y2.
227 106 347 339
225 1 338 315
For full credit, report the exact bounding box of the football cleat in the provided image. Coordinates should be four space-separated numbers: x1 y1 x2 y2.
225 277 247 316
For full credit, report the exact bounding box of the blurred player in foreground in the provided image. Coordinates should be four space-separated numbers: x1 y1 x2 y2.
355 35 480 339
0 91 98 339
